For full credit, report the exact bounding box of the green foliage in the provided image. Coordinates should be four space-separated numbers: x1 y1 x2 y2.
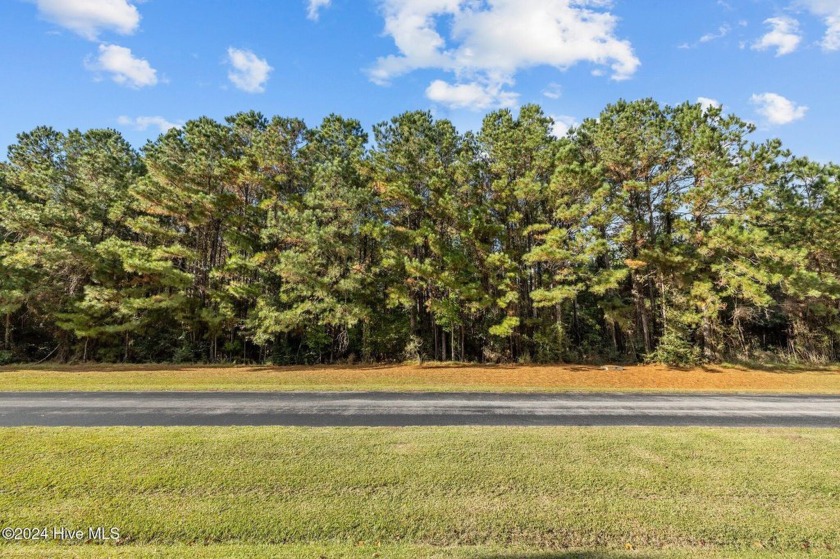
489 316 520 338
648 328 704 367
0 349 15 365
402 334 423 362
1 100 838 364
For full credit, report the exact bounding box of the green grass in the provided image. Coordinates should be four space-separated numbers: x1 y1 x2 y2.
1 427 839 558
1 543 838 558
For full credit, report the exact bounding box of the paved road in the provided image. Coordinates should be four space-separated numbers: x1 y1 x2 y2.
1 392 839 427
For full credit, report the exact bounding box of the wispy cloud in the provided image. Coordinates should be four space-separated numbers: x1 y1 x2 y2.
307 0 332 21
117 115 182 133
542 83 563 100
700 24 731 43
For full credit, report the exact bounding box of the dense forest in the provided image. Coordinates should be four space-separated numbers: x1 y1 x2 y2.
0 99 838 365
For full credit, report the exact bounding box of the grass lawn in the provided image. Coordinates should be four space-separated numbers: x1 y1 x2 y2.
1 544 838 558
1 427 839 557
1 363 840 393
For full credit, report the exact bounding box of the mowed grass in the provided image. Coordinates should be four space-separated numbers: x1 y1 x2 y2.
1 544 838 559
1 427 839 558
2 363 840 393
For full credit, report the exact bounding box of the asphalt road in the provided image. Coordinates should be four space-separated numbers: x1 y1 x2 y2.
1 391 839 427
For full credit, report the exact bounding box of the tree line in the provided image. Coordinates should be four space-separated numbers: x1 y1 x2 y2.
1 99 838 365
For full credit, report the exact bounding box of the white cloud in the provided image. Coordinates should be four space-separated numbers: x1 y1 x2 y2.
307 0 332 21
117 115 181 133
34 0 140 40
369 0 639 109
426 79 517 110
700 24 731 43
697 97 722 111
800 0 840 51
226 47 273 93
750 92 808 125
549 114 578 138
86 44 157 88
752 17 801 56
825 16 840 50
542 83 563 100
680 23 734 49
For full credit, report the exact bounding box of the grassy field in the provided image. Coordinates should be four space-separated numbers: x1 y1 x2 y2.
1 544 838 558
3 545 839 559
1 427 839 557
2 363 840 393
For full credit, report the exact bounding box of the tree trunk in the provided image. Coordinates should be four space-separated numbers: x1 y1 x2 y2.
700 316 715 361
460 325 465 362
362 320 370 362
631 271 651 354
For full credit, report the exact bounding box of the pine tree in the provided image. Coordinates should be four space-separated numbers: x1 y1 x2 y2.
477 104 558 361
0 102 836 364
251 115 378 362
0 127 141 359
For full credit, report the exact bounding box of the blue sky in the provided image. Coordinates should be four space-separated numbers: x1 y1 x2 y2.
1 0 838 162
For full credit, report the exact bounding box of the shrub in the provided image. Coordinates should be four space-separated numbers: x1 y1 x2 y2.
649 328 703 367
0 350 16 365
